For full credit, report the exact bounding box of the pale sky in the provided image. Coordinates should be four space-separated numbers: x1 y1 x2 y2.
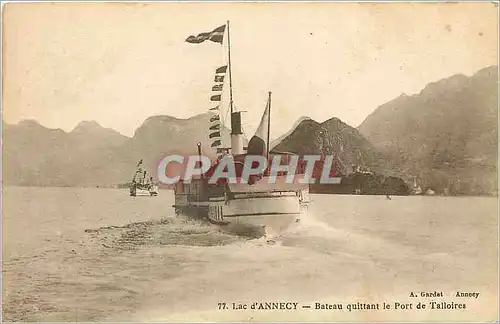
2 2 498 139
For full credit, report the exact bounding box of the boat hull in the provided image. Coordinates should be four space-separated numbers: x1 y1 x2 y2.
130 188 150 196
215 213 298 237
173 176 309 237
208 194 306 237
130 186 159 197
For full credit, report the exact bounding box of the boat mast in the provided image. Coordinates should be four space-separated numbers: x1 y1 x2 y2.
226 20 244 154
267 91 271 161
227 20 234 115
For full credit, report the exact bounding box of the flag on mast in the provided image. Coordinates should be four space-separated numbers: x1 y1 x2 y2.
209 132 221 139
210 94 222 102
215 65 227 73
208 65 227 151
214 75 225 83
212 84 223 92
186 25 226 44
247 97 270 156
186 24 228 153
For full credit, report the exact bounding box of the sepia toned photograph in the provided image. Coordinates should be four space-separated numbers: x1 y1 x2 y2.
1 1 498 322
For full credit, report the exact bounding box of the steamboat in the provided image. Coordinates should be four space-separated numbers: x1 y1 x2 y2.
172 21 310 236
130 159 159 197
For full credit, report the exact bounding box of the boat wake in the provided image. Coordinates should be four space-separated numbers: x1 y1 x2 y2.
278 210 423 265
82 206 363 254
84 216 248 249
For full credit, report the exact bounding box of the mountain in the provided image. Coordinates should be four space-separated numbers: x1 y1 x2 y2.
3 66 496 194
2 113 235 187
270 116 312 149
70 120 128 149
272 117 388 175
2 119 130 186
118 113 233 180
128 113 231 156
3 120 67 186
271 116 410 195
358 66 498 195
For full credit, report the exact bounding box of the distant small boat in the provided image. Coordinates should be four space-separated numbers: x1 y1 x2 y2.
130 159 159 197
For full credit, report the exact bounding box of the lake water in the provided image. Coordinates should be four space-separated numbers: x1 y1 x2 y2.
2 186 498 322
